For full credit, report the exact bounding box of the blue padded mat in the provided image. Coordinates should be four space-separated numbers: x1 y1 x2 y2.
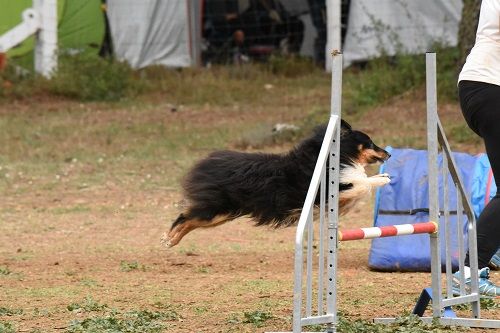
370 147 496 272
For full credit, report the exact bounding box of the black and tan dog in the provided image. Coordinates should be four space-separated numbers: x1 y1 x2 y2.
162 120 390 247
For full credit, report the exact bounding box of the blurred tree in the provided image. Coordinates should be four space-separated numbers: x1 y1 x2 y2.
457 0 481 70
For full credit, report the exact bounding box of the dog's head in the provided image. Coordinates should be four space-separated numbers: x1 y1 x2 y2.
341 120 390 165
297 120 390 166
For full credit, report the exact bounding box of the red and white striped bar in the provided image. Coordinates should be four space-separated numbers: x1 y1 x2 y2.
338 222 438 241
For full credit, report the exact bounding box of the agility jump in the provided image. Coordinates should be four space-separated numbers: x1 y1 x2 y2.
274 53 500 333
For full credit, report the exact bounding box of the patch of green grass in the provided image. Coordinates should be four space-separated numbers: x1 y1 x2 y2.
242 310 273 327
343 46 459 116
480 298 500 310
0 321 16 333
454 298 500 311
67 296 108 313
195 265 210 274
79 278 98 288
264 55 321 78
303 323 326 331
193 306 208 315
244 279 282 294
150 303 180 321
226 312 240 325
304 314 467 333
0 59 47 100
0 266 11 276
32 307 52 317
49 53 142 101
0 307 23 316
67 309 178 333
335 314 464 333
119 261 145 272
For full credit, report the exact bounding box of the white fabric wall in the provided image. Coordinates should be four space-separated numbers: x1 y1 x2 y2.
107 0 191 69
343 0 463 65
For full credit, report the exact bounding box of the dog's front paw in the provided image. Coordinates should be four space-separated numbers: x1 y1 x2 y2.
373 173 390 178
371 173 391 186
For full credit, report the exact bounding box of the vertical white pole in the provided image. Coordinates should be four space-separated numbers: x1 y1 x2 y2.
34 0 57 77
326 52 342 333
426 52 442 318
325 0 341 72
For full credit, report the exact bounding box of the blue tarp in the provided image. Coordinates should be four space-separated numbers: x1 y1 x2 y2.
370 147 496 272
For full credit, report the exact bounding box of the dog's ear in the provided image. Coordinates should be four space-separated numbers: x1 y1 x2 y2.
340 119 352 138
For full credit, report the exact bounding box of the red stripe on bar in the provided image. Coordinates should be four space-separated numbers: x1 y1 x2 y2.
412 222 437 234
339 229 365 241
379 225 399 237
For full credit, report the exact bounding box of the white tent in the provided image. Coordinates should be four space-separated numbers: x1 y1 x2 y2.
107 0 196 69
343 0 463 66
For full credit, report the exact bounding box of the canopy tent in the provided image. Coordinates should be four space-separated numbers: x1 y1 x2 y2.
343 0 463 65
106 0 192 69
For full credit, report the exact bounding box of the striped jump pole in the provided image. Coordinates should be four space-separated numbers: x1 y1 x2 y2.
338 222 438 242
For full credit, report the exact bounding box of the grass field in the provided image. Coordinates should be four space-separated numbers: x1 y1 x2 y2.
0 58 497 332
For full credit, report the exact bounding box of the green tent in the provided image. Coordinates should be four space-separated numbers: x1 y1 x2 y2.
0 0 105 59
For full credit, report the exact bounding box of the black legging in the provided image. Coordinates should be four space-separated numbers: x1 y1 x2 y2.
459 80 500 269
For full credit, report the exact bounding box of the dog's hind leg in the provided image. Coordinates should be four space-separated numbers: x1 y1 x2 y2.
161 213 233 248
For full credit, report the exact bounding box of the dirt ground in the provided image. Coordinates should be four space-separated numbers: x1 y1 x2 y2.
0 96 498 333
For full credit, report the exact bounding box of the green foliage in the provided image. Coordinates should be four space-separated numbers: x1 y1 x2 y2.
344 46 459 115
242 310 273 327
480 298 500 310
0 266 11 276
119 261 145 272
0 307 23 316
336 314 464 333
0 61 43 99
150 303 180 321
49 53 141 101
67 296 108 313
67 309 176 333
1 45 460 111
264 55 320 78
304 315 465 333
454 298 500 311
0 322 15 333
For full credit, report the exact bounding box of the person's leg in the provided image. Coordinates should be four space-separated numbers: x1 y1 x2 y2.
469 196 500 268
459 81 500 269
456 80 500 297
